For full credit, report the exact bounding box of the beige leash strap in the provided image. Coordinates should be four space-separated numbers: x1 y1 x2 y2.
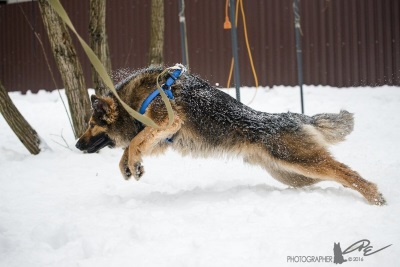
47 0 175 129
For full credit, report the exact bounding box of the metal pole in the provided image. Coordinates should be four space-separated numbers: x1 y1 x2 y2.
293 0 304 114
229 0 241 102
178 0 189 68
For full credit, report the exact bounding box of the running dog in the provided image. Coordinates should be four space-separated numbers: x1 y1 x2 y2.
75 66 386 205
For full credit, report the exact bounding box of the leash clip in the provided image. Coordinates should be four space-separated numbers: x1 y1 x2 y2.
163 63 187 89
168 63 187 74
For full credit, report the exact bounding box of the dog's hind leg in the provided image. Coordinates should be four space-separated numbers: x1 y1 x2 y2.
260 129 386 205
285 155 386 205
247 139 385 205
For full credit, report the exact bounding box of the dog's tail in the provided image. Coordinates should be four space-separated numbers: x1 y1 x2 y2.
311 110 354 144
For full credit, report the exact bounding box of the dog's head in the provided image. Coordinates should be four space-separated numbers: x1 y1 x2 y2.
75 95 117 153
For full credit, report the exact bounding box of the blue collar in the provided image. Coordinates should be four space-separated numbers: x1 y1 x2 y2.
139 68 184 115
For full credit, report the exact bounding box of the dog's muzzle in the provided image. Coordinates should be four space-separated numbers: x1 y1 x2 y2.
75 132 115 153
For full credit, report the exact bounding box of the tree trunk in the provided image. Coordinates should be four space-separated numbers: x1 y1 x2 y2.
89 0 112 96
38 0 91 139
0 80 41 155
149 0 164 66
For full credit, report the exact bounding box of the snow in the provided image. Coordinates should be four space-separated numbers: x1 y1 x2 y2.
1 85 400 267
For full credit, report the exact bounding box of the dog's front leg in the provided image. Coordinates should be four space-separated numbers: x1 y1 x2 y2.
126 116 182 181
119 147 132 180
125 127 152 180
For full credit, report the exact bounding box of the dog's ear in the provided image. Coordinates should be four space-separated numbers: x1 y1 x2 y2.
91 95 118 123
91 95 108 114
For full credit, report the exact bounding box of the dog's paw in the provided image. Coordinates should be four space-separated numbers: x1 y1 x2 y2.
119 159 132 180
122 166 132 180
132 162 145 181
373 193 387 206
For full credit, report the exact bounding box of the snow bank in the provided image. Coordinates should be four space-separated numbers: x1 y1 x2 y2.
1 86 399 267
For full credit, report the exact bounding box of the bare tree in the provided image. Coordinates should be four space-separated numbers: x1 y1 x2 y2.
38 0 91 138
0 80 41 155
149 0 164 65
89 0 112 96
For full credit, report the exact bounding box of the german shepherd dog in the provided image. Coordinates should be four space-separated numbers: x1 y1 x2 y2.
76 66 386 205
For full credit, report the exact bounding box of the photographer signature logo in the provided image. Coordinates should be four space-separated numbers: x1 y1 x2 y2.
333 239 392 264
286 239 392 264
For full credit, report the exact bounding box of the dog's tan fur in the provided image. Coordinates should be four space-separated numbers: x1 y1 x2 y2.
76 66 386 205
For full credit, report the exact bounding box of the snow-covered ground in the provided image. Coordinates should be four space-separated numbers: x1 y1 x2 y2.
1 85 399 267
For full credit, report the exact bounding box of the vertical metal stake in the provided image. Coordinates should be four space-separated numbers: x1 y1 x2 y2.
229 0 241 102
31 0 37 57
178 0 189 68
293 0 304 114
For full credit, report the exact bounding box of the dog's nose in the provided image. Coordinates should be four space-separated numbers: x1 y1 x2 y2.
75 140 83 150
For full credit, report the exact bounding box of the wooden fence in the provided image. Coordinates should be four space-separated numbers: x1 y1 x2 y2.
0 0 399 93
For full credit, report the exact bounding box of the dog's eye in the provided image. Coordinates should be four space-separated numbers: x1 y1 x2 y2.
90 123 95 129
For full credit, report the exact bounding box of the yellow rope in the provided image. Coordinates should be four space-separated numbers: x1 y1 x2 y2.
239 0 258 88
225 0 259 104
